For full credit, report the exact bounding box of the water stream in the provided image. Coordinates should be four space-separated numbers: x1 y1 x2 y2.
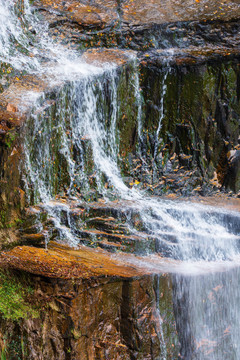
1 0 240 359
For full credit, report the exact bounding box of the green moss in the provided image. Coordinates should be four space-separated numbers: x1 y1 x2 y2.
0 270 39 321
5 130 17 149
0 211 24 230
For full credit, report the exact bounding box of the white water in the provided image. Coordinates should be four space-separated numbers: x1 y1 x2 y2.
0 0 103 75
22 58 240 266
22 48 240 260
153 50 174 162
1 1 240 359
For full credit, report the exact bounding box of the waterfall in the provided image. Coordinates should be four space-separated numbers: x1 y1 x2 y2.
1 1 240 359
0 0 100 74
173 266 240 359
22 59 240 259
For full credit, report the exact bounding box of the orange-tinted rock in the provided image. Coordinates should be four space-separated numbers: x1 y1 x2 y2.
35 0 118 28
82 48 136 66
0 75 49 116
70 4 117 28
0 109 23 127
0 243 152 279
0 127 23 234
6 103 17 113
0 262 178 359
35 0 240 27
122 0 240 26
0 242 180 358
17 273 176 359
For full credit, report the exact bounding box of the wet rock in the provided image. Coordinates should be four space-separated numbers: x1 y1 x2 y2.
0 50 136 235
121 0 240 27
0 243 148 278
135 56 240 195
34 0 119 29
82 48 136 66
223 150 240 192
32 0 240 52
0 2 239 359
0 74 60 233
0 243 179 359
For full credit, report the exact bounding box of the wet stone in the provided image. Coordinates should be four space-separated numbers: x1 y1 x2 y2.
0 1 240 359
0 262 179 359
32 0 240 52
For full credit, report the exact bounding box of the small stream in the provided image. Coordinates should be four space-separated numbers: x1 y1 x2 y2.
1 1 240 359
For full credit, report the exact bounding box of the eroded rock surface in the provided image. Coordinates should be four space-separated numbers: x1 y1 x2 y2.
32 0 240 52
0 245 179 359
33 0 240 28
1 242 147 278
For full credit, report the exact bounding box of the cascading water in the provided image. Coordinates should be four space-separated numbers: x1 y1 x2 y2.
23 64 240 259
1 0 240 359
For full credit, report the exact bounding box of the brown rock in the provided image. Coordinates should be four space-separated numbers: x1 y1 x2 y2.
0 242 151 279
122 0 240 27
82 48 136 66
19 273 175 359
6 103 18 113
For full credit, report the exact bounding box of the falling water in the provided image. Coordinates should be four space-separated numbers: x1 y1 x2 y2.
22 61 240 259
153 50 175 162
1 1 240 359
172 266 240 360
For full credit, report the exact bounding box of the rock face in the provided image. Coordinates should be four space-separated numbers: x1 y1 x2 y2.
0 112 24 244
0 74 58 235
0 1 239 236
137 56 240 194
1 54 239 237
0 50 136 232
32 0 240 51
1 243 148 278
34 0 240 28
0 0 240 359
0 244 179 359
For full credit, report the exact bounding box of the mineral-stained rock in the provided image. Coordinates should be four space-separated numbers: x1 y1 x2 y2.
22 274 178 360
34 0 119 29
0 1 239 359
0 243 179 359
0 242 147 278
82 48 136 66
121 0 240 27
134 56 240 195
32 0 240 52
33 0 240 28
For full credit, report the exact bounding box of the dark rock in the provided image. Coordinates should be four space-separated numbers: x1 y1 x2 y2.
32 0 240 53
223 150 240 192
